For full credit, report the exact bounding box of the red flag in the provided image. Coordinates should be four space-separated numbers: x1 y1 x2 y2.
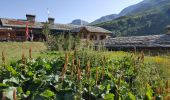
25 22 29 40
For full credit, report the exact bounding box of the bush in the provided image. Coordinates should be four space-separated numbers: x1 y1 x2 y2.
42 22 82 51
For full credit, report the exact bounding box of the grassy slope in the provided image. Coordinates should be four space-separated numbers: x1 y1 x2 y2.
0 42 46 63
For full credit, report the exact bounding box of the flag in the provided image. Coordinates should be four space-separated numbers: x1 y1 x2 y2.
25 22 29 40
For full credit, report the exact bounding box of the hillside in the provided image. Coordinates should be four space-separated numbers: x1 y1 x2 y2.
95 0 170 36
91 0 159 25
90 14 118 25
118 0 167 16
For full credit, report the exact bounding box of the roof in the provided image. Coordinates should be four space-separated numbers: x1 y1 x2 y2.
0 27 12 30
71 26 112 34
0 18 79 30
103 34 170 48
0 18 112 33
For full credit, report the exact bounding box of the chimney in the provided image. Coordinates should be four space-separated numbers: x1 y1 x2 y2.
26 14 36 22
48 18 55 24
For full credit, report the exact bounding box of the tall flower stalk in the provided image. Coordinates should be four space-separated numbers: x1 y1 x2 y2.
2 50 5 64
13 89 17 100
2 92 6 100
61 52 69 81
101 57 105 80
61 64 67 81
77 59 81 81
140 51 145 62
29 47 32 59
86 60 90 79
71 57 75 77
95 67 98 85
65 52 68 65
22 52 26 64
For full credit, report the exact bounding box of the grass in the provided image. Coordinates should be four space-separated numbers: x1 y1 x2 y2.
103 51 170 78
0 42 46 63
0 42 170 77
145 56 170 78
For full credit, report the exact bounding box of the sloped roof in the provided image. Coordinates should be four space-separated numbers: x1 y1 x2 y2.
0 18 112 33
104 34 170 48
49 23 79 30
0 18 79 30
71 26 112 34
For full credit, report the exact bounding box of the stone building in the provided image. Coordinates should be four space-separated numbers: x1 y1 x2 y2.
0 14 112 41
103 27 170 52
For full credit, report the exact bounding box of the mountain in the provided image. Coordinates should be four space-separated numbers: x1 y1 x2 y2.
91 0 168 25
70 19 89 25
119 0 168 16
95 0 170 36
90 14 118 25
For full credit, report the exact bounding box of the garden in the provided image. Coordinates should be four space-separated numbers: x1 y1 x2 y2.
0 47 170 100
0 23 170 100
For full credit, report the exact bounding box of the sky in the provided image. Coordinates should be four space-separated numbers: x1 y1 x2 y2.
0 0 143 24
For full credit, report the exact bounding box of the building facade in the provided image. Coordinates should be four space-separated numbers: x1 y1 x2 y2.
0 14 112 42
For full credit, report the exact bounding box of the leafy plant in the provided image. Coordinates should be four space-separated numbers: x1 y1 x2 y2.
0 50 166 100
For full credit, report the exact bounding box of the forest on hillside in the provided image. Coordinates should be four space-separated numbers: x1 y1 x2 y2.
95 3 170 36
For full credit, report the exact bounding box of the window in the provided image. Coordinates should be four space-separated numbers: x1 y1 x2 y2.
100 35 106 40
83 34 87 39
90 34 97 40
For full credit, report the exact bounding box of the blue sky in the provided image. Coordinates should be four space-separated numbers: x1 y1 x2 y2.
0 0 143 24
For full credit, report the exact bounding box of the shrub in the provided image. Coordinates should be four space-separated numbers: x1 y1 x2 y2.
42 22 81 51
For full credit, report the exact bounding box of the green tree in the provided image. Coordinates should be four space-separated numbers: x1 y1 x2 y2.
42 22 51 41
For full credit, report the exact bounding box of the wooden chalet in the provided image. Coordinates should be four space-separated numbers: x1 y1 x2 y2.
71 26 111 41
0 14 112 42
